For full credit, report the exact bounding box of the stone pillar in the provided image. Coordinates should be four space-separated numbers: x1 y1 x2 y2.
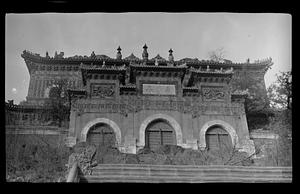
65 110 77 148
237 114 256 156
185 139 198 150
42 79 46 98
28 77 34 97
38 79 42 97
120 135 136 154
68 110 77 137
33 79 38 97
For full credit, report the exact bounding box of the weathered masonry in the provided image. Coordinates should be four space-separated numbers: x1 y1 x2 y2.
12 45 273 155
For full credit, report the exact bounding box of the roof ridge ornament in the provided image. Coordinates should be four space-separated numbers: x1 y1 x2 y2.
116 46 122 60
168 48 174 62
155 58 159 66
91 51 96 58
46 51 50 59
142 43 148 60
124 53 140 61
151 54 166 62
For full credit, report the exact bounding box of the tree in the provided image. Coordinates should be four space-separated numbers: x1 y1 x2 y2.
264 71 292 166
208 47 226 62
232 70 272 129
267 71 292 110
43 79 70 127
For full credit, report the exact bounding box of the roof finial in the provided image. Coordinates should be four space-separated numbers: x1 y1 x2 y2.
142 43 148 60
168 48 174 62
155 58 159 66
91 51 96 58
116 46 122 60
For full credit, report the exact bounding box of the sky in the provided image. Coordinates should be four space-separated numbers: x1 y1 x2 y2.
5 13 291 104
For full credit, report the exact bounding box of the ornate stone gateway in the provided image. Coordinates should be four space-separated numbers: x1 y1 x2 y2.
145 119 176 150
87 123 116 148
17 46 272 156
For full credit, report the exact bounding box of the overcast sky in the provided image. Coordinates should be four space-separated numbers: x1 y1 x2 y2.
5 13 291 104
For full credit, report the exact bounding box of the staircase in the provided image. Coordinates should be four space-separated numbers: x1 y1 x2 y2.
76 164 292 183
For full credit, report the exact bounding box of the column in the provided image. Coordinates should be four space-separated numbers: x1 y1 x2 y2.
27 77 34 97
41 79 46 98
33 79 38 97
36 79 41 97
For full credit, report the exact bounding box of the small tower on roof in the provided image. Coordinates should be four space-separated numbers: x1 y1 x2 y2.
46 51 50 58
142 44 148 61
168 48 174 62
116 46 122 60
91 51 96 58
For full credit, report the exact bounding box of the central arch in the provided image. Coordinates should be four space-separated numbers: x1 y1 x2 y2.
138 114 183 147
199 120 239 149
80 118 121 147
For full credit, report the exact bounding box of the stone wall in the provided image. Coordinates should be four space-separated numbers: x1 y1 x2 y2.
69 102 254 155
250 130 279 166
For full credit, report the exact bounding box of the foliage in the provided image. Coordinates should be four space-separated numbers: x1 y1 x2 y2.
67 143 97 175
88 144 254 166
43 79 70 127
208 47 226 62
232 71 273 129
263 109 292 166
267 71 292 110
6 134 71 182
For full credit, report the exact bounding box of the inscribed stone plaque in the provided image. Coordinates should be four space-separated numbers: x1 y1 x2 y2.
142 84 176 95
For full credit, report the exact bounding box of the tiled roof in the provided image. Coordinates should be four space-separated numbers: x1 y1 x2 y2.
190 68 234 75
123 53 141 61
150 54 167 62
80 63 126 71
130 64 186 70
21 50 273 69
120 84 136 88
182 87 199 91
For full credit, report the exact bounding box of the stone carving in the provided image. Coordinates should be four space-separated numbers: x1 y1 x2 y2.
202 87 225 101
72 98 243 117
91 84 115 98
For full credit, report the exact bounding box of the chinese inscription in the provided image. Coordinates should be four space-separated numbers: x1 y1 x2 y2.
142 84 176 95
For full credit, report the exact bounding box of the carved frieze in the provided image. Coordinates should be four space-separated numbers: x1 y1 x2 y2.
91 83 115 98
71 98 244 117
202 86 225 101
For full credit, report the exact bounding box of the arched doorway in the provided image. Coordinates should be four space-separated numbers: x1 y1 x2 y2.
199 120 238 150
145 119 176 150
87 123 116 148
138 114 183 148
80 118 122 151
205 125 232 151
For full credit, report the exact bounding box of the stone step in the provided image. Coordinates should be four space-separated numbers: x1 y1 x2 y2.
91 167 292 176
77 164 292 183
92 167 292 174
80 174 292 183
92 164 292 172
90 168 291 178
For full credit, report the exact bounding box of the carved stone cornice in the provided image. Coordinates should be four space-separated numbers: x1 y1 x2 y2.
70 98 244 118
